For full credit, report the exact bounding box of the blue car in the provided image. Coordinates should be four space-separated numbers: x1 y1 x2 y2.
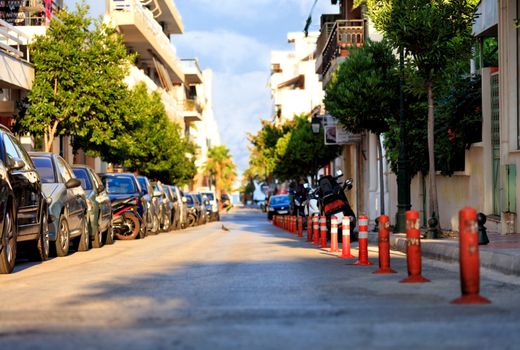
267 194 293 220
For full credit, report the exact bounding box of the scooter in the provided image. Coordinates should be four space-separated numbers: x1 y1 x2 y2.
111 198 142 240
316 170 357 241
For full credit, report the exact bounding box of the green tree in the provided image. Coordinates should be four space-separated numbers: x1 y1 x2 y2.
103 83 197 185
367 0 477 225
204 145 237 204
16 4 133 153
325 39 399 214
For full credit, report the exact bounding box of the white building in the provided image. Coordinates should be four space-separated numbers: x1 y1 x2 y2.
269 32 324 125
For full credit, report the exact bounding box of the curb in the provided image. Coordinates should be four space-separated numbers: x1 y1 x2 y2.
368 232 520 276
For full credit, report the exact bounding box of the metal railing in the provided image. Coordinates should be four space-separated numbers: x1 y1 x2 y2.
317 19 365 77
0 19 30 61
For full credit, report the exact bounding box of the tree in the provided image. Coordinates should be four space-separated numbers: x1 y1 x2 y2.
325 39 399 214
204 145 237 205
102 83 197 185
16 4 133 153
367 0 477 225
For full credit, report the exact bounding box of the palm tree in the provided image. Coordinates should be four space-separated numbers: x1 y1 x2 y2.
204 146 237 209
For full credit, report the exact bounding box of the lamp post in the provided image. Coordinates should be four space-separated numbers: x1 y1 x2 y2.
396 47 411 233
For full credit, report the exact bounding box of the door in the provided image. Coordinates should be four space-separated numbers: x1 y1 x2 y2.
56 156 83 232
491 72 501 215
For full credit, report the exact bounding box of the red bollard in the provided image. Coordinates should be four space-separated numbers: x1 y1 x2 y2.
354 215 373 265
330 216 339 252
307 216 312 242
320 216 328 248
312 215 320 245
373 215 397 274
339 216 356 259
291 216 295 234
297 216 303 238
451 207 491 304
400 210 429 283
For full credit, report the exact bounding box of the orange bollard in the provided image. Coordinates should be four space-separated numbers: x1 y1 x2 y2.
373 215 397 274
290 216 295 233
307 216 312 242
354 215 373 265
312 215 320 245
330 216 339 252
339 216 356 259
400 210 429 283
451 207 491 304
292 216 296 234
297 216 303 238
320 216 328 248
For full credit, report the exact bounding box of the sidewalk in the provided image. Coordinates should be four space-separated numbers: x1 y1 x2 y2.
368 231 520 276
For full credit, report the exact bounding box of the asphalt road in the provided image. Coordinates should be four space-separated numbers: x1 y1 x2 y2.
1 208 520 349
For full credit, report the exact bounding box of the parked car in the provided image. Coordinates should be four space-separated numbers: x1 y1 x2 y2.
137 175 160 234
153 182 173 232
0 127 50 273
221 193 231 209
30 152 88 257
98 173 145 240
72 165 113 247
184 193 199 227
192 193 208 225
267 194 293 220
165 185 181 230
201 190 220 221
177 188 188 229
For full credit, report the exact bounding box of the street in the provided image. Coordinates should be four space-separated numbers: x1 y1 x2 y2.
1 208 520 349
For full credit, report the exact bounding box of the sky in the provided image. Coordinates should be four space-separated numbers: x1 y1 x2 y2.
64 0 339 176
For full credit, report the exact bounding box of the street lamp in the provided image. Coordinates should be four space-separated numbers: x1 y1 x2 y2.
311 115 321 134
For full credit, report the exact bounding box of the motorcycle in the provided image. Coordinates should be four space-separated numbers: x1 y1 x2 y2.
315 170 357 241
111 197 142 240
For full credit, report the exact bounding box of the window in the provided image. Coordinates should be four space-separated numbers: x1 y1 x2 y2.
103 175 137 194
56 157 72 182
32 157 56 183
3 135 21 164
8 135 32 169
72 168 93 190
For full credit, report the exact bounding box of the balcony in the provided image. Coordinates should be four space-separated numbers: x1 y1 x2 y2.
0 19 34 91
154 0 184 35
109 0 184 84
315 19 365 85
181 58 203 85
183 98 204 122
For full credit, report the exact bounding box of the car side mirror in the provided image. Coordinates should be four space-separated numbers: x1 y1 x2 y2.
97 184 105 193
8 158 24 171
66 178 81 189
182 197 187 203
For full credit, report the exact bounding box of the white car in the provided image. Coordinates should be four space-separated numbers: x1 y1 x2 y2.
201 191 220 221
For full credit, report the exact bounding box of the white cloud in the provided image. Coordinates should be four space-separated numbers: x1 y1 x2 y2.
175 30 271 73
211 70 271 175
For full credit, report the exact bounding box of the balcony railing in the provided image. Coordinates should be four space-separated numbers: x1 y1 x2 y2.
0 0 62 26
316 19 365 79
0 19 30 61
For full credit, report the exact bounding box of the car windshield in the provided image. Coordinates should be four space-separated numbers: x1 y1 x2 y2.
186 196 194 205
32 157 56 183
72 168 93 190
270 196 289 205
103 175 137 194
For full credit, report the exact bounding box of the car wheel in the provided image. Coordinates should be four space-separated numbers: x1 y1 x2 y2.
268 212 273 220
151 213 160 235
92 217 103 248
54 215 70 257
139 212 147 239
187 214 196 227
115 212 140 240
104 220 114 245
77 217 90 252
31 210 49 262
0 204 16 274
162 214 170 232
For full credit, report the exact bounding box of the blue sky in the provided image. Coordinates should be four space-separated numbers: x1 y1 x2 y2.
64 0 338 175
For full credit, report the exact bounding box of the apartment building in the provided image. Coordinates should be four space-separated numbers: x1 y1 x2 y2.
269 32 324 126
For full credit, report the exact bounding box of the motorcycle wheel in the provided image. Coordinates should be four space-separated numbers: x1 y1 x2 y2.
115 212 140 240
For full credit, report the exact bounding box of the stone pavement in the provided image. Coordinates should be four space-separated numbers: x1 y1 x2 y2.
369 230 520 276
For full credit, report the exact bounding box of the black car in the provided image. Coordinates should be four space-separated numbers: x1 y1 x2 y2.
137 175 160 234
30 152 88 257
0 126 49 273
